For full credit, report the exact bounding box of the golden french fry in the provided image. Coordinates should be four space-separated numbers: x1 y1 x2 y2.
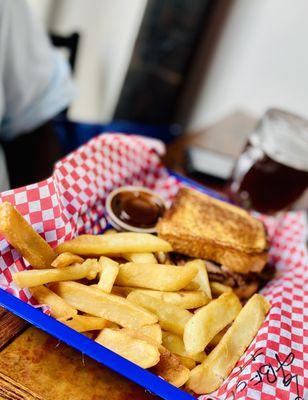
103 229 118 235
97 256 119 293
51 252 84 268
127 291 192 336
210 282 232 296
116 327 156 345
113 286 209 309
184 292 241 354
176 355 196 370
29 286 77 319
120 329 191 386
187 294 270 394
111 286 130 297
59 315 107 332
95 328 160 368
104 321 121 330
207 326 229 348
82 331 96 339
83 259 102 280
151 345 190 388
50 281 157 328
109 327 190 387
156 251 166 264
122 252 157 264
55 233 172 255
184 260 212 299
164 254 174 265
128 324 162 345
140 324 162 344
116 263 197 292
162 331 206 363
0 202 55 268
13 261 99 288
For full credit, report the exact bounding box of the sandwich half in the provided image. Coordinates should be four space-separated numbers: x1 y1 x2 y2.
156 188 269 296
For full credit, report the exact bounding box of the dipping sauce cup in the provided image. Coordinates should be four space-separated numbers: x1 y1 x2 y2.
106 186 166 233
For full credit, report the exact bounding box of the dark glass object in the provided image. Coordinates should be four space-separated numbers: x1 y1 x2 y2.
230 109 308 214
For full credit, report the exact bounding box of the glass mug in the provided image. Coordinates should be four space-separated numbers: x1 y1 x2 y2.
230 109 308 214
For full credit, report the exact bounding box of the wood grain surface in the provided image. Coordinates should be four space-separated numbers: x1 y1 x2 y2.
0 371 43 400
0 327 158 400
0 307 27 351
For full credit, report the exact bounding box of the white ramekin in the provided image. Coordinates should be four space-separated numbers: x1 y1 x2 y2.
105 186 167 233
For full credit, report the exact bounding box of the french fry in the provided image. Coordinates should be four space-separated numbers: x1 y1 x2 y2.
82 331 96 339
116 263 197 292
184 292 241 354
156 251 166 264
104 321 121 330
210 282 232 296
122 252 157 264
184 260 212 299
139 324 162 344
97 256 119 293
59 315 107 332
55 233 172 255
12 261 99 288
119 325 162 345
95 328 160 368
0 202 55 268
113 286 209 309
63 315 105 332
176 355 196 370
111 286 131 297
82 259 101 279
118 328 190 388
162 331 206 363
29 286 77 319
103 229 118 235
116 327 157 346
151 345 190 388
127 291 192 336
51 252 84 268
164 254 175 265
207 326 229 348
50 281 157 328
187 294 270 394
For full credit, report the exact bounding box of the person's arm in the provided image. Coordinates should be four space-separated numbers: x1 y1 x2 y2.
1 122 61 188
0 0 74 188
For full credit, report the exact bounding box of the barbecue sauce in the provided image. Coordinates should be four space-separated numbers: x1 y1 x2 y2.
111 190 165 229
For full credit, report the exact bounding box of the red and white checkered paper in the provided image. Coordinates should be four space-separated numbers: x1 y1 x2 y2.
0 134 307 400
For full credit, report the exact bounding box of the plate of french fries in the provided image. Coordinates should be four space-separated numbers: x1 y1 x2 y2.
0 201 270 398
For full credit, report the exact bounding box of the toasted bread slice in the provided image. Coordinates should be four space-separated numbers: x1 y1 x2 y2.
156 188 268 273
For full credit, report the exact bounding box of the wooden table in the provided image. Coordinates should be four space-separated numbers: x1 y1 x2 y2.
0 112 306 400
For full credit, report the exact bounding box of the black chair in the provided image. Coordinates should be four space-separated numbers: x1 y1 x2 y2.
49 32 80 121
49 32 80 73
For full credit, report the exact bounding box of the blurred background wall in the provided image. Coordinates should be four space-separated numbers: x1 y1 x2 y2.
27 0 146 123
27 0 308 130
189 0 308 130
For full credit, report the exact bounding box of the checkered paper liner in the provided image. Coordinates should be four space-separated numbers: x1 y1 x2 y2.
0 134 307 400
